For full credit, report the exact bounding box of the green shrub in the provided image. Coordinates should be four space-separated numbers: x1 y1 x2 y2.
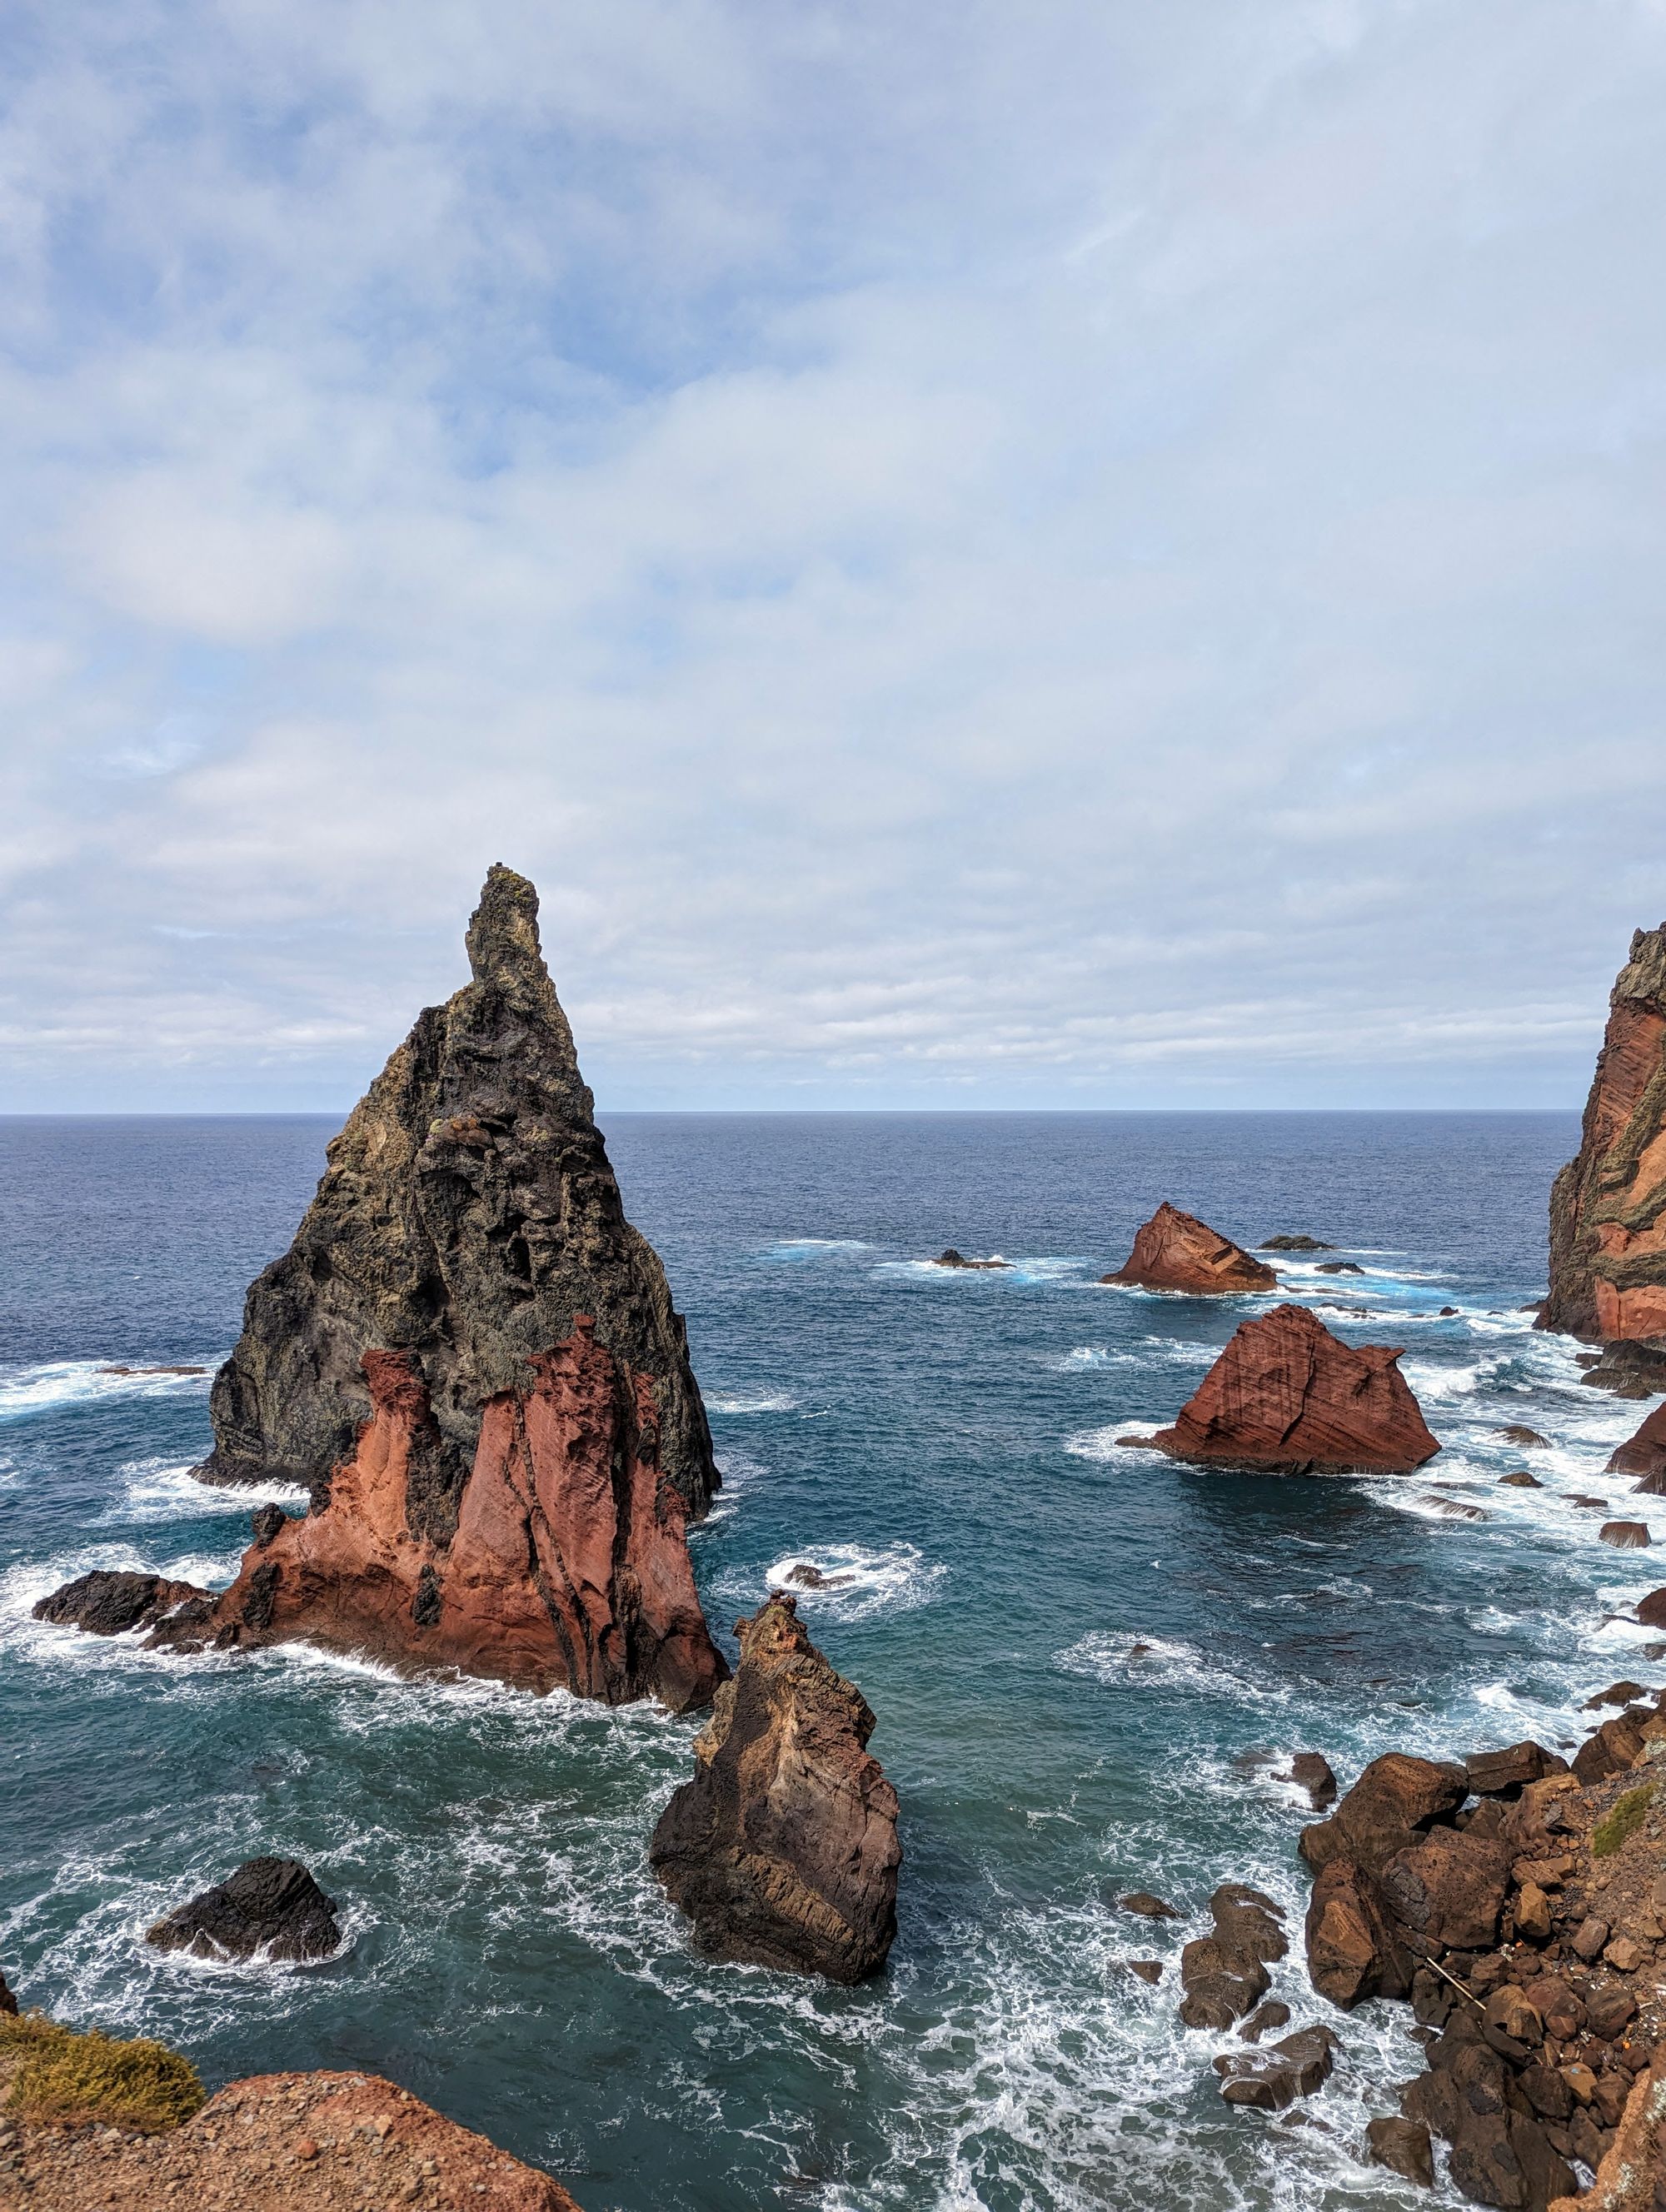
1592 1782 1656 1860
0 2011 204 2132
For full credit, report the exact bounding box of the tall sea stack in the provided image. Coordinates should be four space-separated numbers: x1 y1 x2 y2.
161 865 725 1709
1543 924 1666 1344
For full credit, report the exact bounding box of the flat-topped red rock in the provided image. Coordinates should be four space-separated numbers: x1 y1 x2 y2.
1102 1203 1278 1296
1147 1303 1440 1474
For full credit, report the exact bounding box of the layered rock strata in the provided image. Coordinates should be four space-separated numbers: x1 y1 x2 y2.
1544 925 1666 1345
1299 1702 1666 2211
1147 1303 1440 1474
1103 1203 1278 1296
40 869 726 1712
648 1592 900 1982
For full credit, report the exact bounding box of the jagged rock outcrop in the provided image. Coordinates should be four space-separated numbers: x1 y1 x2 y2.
648 1592 900 1982
32 1571 210 1638
1544 925 1666 1345
1146 1303 1440 1474
196 864 717 1522
146 1858 341 1964
42 869 726 1712
1610 1402 1666 1487
1102 1203 1277 1296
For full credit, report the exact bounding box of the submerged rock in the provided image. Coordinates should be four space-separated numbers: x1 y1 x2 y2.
146 1856 341 1962
1260 1234 1335 1252
1102 1203 1277 1296
1541 922 1666 1346
1149 1304 1440 1475
930 1248 1011 1270
648 1592 900 1983
32 1569 210 1637
118 869 726 1712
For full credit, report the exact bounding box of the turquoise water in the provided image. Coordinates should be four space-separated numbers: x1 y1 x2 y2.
2 1110 1657 2211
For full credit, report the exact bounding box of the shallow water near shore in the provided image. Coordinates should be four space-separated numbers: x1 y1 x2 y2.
1 1108 1654 2211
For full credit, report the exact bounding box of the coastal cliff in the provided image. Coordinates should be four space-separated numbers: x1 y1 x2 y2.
1544 926 1666 1344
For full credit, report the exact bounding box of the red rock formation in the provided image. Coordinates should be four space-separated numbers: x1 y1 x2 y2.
1102 1203 1277 1296
1148 1303 1440 1474
1544 924 1666 1344
1609 1402 1666 1487
649 1592 900 1981
173 1321 722 1711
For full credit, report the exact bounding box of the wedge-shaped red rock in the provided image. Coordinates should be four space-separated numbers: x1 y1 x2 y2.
1150 1303 1440 1474
649 1591 900 1981
1103 1203 1277 1296
1609 1402 1666 1487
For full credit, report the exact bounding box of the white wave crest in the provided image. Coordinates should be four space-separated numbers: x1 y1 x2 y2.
746 1542 947 1622
0 1358 217 1420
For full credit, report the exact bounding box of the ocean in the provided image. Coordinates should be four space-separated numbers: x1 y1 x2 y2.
1 1108 1654 2212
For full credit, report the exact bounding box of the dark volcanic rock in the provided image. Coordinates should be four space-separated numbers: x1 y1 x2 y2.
648 1592 900 1983
1289 1752 1339 1808
930 1248 1010 1270
1150 1305 1440 1475
1366 2114 1434 2186
1541 922 1666 1346
1316 1260 1364 1275
32 1569 209 1637
1102 1203 1277 1296
1610 1401 1666 1482
1299 1752 1469 1876
1117 1891 1181 1919
0 1967 17 2015
131 869 726 1712
1213 2024 1339 2110
196 864 718 1525
1580 1341 1666 1397
1260 1235 1335 1252
1178 1883 1287 2030
1304 1858 1412 2009
146 1856 341 1962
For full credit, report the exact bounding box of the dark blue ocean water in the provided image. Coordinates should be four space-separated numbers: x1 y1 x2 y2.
2 1111 1657 2212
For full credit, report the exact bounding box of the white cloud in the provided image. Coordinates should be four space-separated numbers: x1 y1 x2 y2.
1 0 1664 1108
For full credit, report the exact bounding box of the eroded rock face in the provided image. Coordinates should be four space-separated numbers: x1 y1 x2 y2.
1149 1304 1440 1474
1543 924 1666 1345
196 864 718 1523
1610 1402 1666 1486
146 1857 340 1963
1102 1203 1278 1296
162 1321 724 1711
648 1592 900 1982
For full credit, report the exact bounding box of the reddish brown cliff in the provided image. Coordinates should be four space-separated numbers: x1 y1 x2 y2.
1149 1303 1440 1473
1103 1203 1278 1296
160 1322 722 1711
1544 925 1666 1344
649 1592 900 1981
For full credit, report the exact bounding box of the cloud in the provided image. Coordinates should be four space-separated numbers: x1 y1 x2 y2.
2 0 1664 1108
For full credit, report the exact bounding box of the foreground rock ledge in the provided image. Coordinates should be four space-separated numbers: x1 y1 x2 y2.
1542 920 1666 1346
1102 1203 1278 1296
1147 1303 1441 1474
649 1592 900 1982
2 2065 583 2212
39 868 726 1713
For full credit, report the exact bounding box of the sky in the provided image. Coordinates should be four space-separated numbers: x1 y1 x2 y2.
2 0 1665 1113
